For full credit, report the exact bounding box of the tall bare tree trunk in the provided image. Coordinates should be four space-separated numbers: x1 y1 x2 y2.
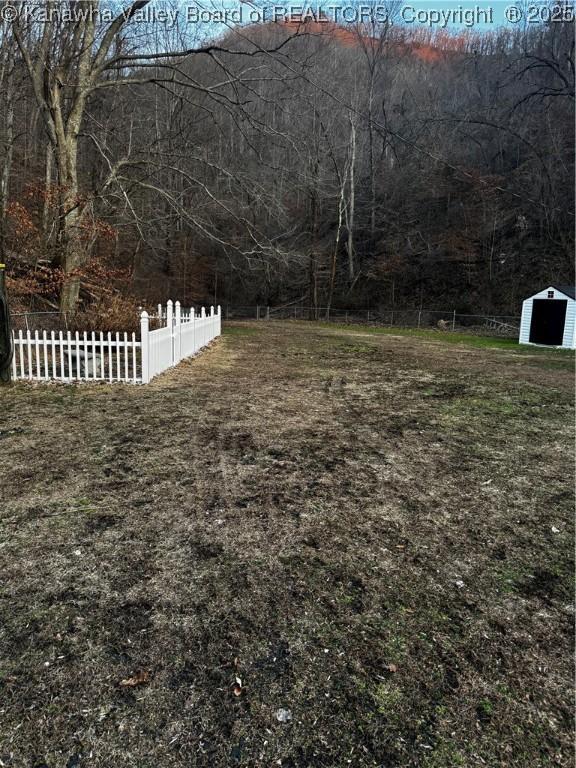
367 74 376 244
56 131 86 313
346 116 356 283
326 175 346 317
39 143 53 264
308 117 320 321
308 182 319 320
0 42 15 261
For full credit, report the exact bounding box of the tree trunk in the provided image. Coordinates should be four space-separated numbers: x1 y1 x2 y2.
58 208 86 314
0 45 14 261
60 275 81 313
326 170 347 317
346 116 356 283
41 143 53 256
308 133 320 321
56 126 87 314
367 76 376 245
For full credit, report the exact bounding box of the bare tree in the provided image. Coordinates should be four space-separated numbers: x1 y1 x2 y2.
11 0 305 311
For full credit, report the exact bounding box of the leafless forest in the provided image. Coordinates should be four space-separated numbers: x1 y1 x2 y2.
0 2 574 319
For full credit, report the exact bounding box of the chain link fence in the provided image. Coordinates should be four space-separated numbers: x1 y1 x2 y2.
223 305 521 337
11 305 521 338
10 311 70 332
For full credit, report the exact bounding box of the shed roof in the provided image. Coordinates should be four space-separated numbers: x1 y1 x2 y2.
551 285 576 300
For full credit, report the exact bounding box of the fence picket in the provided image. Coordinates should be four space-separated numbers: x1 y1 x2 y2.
34 330 41 378
116 331 122 381
98 332 104 380
50 332 56 379
42 331 48 379
36 333 42 378
81 332 87 380
59 332 65 379
106 332 112 382
26 330 32 378
72 332 77 378
90 332 96 379
66 332 71 379
131 333 137 382
18 330 24 377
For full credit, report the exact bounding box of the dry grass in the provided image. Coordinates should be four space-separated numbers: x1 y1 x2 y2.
0 322 573 767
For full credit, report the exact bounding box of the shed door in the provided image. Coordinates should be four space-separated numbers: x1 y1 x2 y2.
529 299 567 345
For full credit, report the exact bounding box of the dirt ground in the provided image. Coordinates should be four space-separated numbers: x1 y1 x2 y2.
1 322 574 768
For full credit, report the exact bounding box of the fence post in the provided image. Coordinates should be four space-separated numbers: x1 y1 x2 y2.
452 309 456 331
157 303 162 324
217 305 222 335
174 301 182 363
198 307 204 349
140 311 150 384
417 309 422 328
166 299 173 328
191 308 196 352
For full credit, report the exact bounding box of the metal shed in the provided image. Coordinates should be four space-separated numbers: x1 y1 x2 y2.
519 285 576 349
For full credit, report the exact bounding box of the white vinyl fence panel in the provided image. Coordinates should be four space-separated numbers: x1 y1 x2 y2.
11 301 221 384
12 329 140 383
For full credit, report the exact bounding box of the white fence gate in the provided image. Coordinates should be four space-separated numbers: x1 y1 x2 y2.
11 301 221 384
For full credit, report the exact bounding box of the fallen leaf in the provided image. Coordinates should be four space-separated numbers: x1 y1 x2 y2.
120 670 150 687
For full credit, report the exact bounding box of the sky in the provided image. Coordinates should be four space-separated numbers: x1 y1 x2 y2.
393 1 556 29
178 1 562 32
37 1 558 40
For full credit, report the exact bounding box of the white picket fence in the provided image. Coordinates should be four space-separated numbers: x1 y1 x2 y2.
11 300 221 384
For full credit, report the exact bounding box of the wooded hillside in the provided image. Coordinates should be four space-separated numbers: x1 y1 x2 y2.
1 2 574 316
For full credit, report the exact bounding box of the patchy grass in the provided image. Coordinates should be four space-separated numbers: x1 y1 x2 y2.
222 325 261 336
0 321 573 767
313 320 576 357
